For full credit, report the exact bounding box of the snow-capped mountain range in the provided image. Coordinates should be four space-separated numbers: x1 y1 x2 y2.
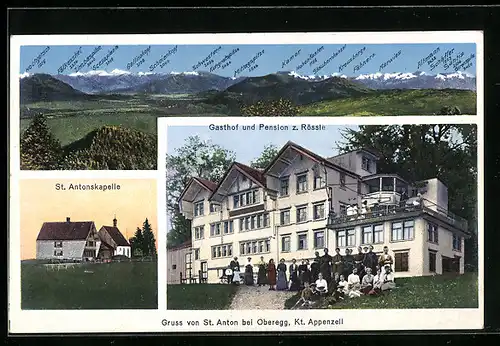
19 69 476 93
281 70 475 90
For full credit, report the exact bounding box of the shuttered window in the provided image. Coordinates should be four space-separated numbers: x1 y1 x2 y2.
394 252 409 272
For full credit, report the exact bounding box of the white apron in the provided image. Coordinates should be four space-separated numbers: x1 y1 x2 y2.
232 270 241 283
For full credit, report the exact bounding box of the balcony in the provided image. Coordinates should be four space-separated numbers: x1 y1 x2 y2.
327 198 469 234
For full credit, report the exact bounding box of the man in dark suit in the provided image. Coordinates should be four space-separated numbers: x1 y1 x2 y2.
320 248 333 282
363 245 378 274
310 251 321 282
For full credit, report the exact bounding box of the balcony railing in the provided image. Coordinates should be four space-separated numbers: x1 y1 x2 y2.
327 199 468 232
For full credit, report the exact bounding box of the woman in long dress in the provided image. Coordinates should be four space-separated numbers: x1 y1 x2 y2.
267 259 277 290
289 258 301 291
244 257 254 286
298 259 308 288
276 258 288 291
257 256 268 286
303 259 311 285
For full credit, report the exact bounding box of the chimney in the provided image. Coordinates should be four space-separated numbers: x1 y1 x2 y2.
113 216 117 227
66 217 70 223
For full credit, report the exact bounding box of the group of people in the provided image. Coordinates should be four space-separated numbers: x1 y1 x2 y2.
292 245 397 308
226 244 397 306
227 256 302 291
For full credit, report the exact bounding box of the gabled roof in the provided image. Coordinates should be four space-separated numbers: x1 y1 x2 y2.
100 226 130 246
195 177 218 192
37 221 95 241
233 162 267 186
178 177 218 203
263 141 360 178
209 162 267 200
99 240 114 250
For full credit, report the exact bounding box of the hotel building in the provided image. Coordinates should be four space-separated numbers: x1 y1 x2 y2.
177 141 470 284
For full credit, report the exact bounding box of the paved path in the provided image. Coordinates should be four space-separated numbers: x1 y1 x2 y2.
229 285 296 310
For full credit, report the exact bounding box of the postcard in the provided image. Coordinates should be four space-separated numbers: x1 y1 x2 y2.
8 31 483 334
10 31 482 171
162 116 483 331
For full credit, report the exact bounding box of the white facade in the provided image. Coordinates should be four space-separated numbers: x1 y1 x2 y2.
36 222 101 261
36 240 87 260
97 222 132 258
179 142 469 283
115 246 131 258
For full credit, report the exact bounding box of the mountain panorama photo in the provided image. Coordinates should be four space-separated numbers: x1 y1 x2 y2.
17 42 477 170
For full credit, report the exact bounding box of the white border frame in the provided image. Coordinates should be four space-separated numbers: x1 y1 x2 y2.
9 31 483 334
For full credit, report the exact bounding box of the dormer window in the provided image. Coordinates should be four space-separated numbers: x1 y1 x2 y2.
233 189 259 209
296 173 308 193
194 201 204 217
313 175 325 190
362 156 372 173
280 177 290 196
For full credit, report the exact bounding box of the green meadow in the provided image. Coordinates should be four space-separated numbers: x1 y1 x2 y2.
21 261 158 309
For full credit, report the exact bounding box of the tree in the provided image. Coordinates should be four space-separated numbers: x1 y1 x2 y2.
437 106 462 115
142 218 157 259
167 208 191 249
130 227 144 257
241 99 300 116
20 113 63 170
250 144 279 170
336 125 478 268
60 126 157 170
166 135 235 248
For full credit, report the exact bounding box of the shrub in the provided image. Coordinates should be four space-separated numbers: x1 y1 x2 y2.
61 126 157 170
438 106 462 115
241 99 300 116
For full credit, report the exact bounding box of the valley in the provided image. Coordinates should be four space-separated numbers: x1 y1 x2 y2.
17 70 477 170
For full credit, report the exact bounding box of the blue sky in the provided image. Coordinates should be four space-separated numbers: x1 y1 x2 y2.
20 43 476 77
167 125 358 163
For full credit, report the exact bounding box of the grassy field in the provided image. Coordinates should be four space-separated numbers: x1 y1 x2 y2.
284 272 478 309
299 89 477 116
21 113 158 146
19 88 477 146
167 284 238 310
21 261 158 309
19 96 229 145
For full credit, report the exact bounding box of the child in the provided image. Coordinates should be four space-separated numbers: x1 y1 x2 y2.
314 273 329 296
336 274 348 300
360 267 374 294
292 281 314 309
347 268 362 298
